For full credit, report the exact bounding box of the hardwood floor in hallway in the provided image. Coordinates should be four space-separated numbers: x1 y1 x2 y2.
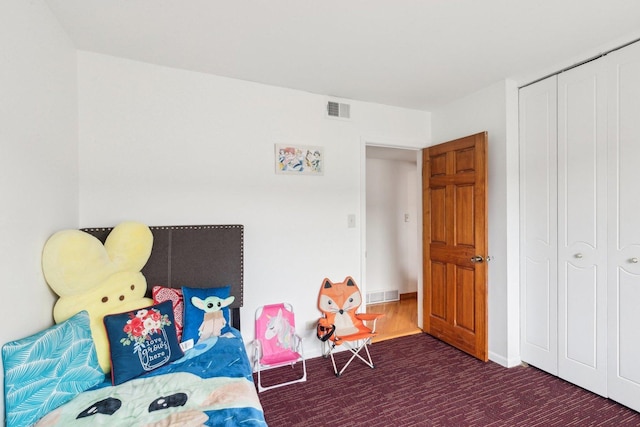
367 296 422 343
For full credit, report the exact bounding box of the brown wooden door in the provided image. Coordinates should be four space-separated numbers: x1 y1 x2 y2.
422 132 488 361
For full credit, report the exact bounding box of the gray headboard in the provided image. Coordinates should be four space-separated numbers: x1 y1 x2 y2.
81 224 244 330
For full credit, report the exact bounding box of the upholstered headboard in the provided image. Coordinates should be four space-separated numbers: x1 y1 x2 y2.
81 225 244 329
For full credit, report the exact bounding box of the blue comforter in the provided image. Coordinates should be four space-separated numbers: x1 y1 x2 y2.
34 328 266 426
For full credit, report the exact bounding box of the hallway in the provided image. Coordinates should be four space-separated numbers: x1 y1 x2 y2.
367 295 422 343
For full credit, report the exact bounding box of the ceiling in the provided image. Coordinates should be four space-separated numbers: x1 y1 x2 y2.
44 0 640 111
367 146 417 163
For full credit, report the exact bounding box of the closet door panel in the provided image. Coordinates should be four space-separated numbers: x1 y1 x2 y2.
523 258 551 348
607 41 640 412
557 60 608 396
519 76 558 375
617 64 640 249
565 264 597 365
618 270 640 380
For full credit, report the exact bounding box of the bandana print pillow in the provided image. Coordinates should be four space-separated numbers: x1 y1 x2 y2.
152 286 184 341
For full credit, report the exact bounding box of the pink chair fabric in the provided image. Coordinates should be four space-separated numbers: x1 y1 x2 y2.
254 303 306 392
256 304 300 365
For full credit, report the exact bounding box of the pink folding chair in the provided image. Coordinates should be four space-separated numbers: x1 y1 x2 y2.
253 303 306 392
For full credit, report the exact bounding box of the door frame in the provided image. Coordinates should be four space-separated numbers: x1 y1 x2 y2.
360 137 424 327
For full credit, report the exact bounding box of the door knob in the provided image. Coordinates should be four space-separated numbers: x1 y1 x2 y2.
471 256 484 263
574 253 583 259
631 257 639 264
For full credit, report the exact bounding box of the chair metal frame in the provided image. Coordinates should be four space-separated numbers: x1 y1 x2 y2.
253 302 307 392
320 313 382 377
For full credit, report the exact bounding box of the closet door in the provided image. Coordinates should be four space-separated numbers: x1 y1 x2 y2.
607 41 640 413
519 76 558 375
557 60 608 396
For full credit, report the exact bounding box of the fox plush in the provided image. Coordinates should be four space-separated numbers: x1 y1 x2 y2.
317 276 373 343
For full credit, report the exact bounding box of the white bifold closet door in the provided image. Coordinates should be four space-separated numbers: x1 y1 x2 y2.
557 58 608 397
520 40 640 412
606 41 640 412
519 75 558 376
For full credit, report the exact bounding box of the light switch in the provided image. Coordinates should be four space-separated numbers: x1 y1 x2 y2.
347 214 356 228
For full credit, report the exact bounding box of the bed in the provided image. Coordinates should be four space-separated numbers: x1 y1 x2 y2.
2 224 267 427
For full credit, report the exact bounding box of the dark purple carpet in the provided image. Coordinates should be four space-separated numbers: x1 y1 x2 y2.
255 333 640 426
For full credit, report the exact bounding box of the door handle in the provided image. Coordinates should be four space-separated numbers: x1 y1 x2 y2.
471 256 484 263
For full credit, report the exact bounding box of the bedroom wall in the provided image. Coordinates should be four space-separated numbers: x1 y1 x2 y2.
76 51 430 358
431 79 520 367
0 1 79 420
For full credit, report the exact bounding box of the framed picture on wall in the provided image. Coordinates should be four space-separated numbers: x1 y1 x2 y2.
275 144 324 175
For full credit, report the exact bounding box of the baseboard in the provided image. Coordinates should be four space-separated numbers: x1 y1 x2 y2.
488 350 522 368
400 292 417 300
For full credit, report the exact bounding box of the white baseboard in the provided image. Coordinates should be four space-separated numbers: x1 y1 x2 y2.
489 350 522 368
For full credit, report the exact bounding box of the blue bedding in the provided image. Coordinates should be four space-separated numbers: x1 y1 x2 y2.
34 328 266 426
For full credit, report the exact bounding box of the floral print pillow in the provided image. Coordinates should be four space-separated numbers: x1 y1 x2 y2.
104 300 183 385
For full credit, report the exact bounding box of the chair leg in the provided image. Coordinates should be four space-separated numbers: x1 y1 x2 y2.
321 340 330 358
327 338 375 377
256 360 307 392
361 341 374 368
256 365 265 393
328 346 339 376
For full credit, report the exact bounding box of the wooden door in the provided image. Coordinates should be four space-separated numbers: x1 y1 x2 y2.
422 132 488 361
518 76 558 374
557 59 608 396
606 41 640 413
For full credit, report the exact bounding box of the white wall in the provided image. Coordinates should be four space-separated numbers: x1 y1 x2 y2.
0 0 78 420
76 51 430 358
431 80 520 367
366 157 419 297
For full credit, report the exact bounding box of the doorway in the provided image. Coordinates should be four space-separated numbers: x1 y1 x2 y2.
365 145 421 340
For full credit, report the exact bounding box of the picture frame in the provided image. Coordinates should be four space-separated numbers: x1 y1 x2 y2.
275 144 324 175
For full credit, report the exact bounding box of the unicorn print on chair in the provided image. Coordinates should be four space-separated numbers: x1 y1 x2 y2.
265 308 293 350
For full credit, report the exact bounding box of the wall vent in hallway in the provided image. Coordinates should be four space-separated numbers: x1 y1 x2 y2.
366 289 399 304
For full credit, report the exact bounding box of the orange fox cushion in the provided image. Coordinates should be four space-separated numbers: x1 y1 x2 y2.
317 276 371 339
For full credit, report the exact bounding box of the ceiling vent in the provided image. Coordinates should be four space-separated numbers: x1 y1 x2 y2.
327 101 351 119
